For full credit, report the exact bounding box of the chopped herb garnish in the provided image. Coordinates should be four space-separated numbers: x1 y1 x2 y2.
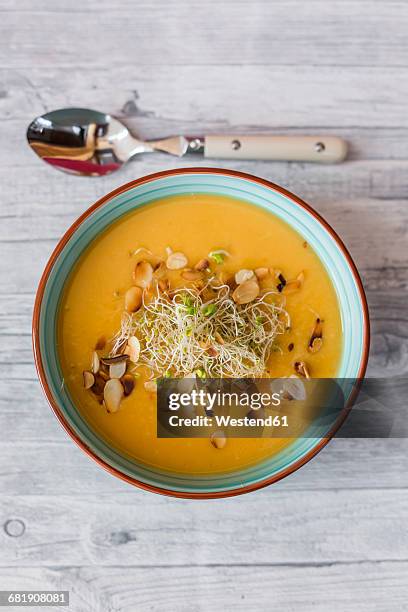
209 252 224 265
203 303 217 317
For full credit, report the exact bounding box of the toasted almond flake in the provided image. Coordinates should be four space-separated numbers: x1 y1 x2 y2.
98 370 110 382
153 261 167 279
284 271 305 294
182 269 203 281
255 267 269 279
109 360 127 379
294 361 310 379
210 430 227 449
309 337 323 353
100 354 128 366
83 370 95 389
166 251 188 270
121 374 135 396
103 378 124 413
144 380 157 393
125 286 143 313
126 336 141 363
308 318 323 353
90 374 106 396
130 247 153 258
94 336 106 350
194 258 210 271
133 261 153 289
232 279 260 304
91 351 100 374
235 269 254 284
282 376 307 401
207 346 219 357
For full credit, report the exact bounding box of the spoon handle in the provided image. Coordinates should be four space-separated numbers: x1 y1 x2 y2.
201 135 347 163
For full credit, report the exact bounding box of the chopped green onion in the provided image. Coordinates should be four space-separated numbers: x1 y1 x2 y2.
196 368 206 379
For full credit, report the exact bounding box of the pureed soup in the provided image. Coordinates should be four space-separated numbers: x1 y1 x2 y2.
58 194 343 475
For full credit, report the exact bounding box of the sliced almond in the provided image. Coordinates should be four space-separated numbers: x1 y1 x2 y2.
309 337 323 353
181 269 203 281
91 373 106 396
83 370 95 390
91 351 100 374
125 336 141 363
166 251 188 270
294 361 310 379
194 258 210 271
232 279 260 304
255 267 269 280
235 269 254 284
284 271 305 295
308 318 323 353
210 430 227 449
282 376 307 401
100 354 128 366
153 261 167 279
104 378 124 413
125 286 143 313
144 380 157 394
94 336 106 350
109 360 127 379
98 370 110 382
133 261 153 289
121 373 135 396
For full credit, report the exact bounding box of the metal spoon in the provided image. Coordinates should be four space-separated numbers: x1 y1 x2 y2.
27 107 348 176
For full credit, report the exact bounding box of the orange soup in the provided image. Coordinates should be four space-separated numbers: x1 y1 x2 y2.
58 194 343 474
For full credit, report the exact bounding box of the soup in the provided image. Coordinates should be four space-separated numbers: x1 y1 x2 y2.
58 194 343 474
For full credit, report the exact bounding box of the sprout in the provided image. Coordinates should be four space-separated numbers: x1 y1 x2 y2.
110 280 288 379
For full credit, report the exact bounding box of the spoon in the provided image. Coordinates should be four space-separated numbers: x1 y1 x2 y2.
27 107 348 176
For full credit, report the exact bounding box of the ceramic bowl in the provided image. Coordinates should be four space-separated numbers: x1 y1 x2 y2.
33 168 370 498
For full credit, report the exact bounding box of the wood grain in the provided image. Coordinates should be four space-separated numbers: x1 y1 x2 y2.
1 563 407 612
0 0 407 609
1 1 408 69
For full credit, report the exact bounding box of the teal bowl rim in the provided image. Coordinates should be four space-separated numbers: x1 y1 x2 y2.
32 167 370 498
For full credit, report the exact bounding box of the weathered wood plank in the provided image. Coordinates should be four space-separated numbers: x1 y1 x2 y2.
1 490 408 567
1 65 408 128
0 562 407 612
0 436 407 495
1 1 408 68
2 158 405 208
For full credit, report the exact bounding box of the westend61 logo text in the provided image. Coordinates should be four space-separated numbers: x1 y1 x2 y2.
166 388 287 429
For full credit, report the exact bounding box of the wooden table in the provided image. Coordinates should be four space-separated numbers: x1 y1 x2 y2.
1 1 407 610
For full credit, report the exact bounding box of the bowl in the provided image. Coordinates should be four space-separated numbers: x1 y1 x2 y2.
32 168 370 498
